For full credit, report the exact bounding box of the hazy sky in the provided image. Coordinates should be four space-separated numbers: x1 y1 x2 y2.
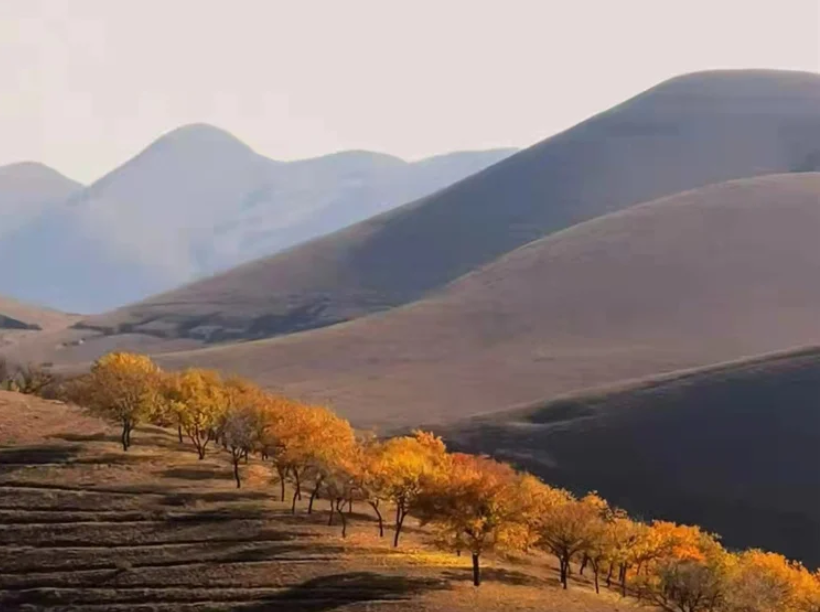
2 0 819 183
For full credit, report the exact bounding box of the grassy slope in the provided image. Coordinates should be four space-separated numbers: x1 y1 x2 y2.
103 173 820 430
77 69 820 341
0 391 643 612
441 346 820 567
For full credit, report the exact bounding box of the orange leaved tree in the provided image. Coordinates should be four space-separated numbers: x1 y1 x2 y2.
536 490 604 590
370 430 448 547
68 352 162 451
165 368 226 459
416 453 528 586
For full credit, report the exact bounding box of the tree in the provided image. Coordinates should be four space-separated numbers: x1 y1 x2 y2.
14 362 56 395
370 430 448 547
726 550 818 612
637 523 729 612
416 453 528 587
222 402 262 488
354 435 389 538
166 369 226 459
68 352 162 450
261 402 356 513
536 490 603 589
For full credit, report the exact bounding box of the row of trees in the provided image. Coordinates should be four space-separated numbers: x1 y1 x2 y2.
61 352 820 610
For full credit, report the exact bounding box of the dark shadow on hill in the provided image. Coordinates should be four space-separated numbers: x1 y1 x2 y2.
238 572 448 612
159 489 271 506
0 444 82 473
72 452 156 466
161 466 234 481
47 431 120 443
442 566 554 588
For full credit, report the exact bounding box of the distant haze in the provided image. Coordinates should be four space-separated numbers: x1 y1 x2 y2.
1 0 818 182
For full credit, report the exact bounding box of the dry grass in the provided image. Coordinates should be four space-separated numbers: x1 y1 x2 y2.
136 173 820 430
0 393 647 611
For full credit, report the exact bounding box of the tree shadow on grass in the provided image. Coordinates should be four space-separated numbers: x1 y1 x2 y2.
159 489 271 507
72 452 156 466
161 466 233 481
47 431 119 444
240 571 448 612
0 444 81 468
442 566 556 588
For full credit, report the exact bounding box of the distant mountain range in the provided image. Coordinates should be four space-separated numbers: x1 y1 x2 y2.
81 69 820 343
0 128 515 313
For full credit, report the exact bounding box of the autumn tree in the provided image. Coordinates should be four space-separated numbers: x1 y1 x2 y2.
636 522 730 612
320 446 364 539
222 394 266 488
370 430 448 547
536 490 604 589
354 435 389 538
725 550 820 612
416 453 528 587
68 352 162 450
261 402 356 513
164 368 226 459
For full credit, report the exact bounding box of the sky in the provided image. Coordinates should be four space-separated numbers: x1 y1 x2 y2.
2 0 819 183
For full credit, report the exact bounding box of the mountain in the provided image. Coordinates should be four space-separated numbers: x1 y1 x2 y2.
81 69 820 340
0 162 82 239
0 125 515 313
0 295 79 355
441 346 820 566
129 172 820 427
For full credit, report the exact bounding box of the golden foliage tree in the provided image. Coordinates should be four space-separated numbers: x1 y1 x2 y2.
164 368 226 459
69 352 162 450
416 453 528 586
370 430 448 547
221 380 268 488
536 490 604 589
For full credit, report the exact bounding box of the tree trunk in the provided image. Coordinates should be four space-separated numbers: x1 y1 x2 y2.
121 421 130 451
328 499 335 525
368 501 384 537
276 465 286 501
393 504 405 548
472 552 481 587
593 565 600 594
232 451 241 489
291 469 301 514
336 499 348 538
347 498 354 516
579 554 588 576
560 557 569 590
308 477 323 514
606 563 614 588
177 423 183 443
619 564 627 597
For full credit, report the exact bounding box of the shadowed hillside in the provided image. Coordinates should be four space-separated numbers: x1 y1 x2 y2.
81 69 820 340
441 347 820 567
1 125 513 313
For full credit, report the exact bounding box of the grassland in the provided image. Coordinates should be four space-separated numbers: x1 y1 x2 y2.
0 391 645 611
